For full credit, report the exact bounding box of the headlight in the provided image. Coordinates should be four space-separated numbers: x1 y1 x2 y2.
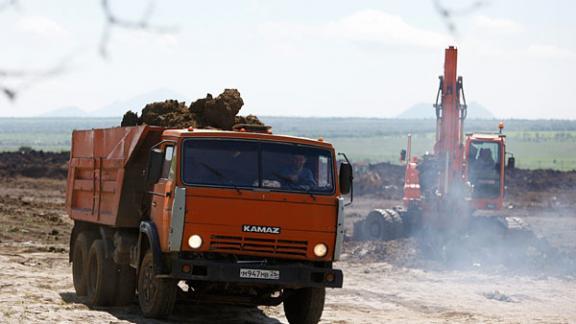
188 234 203 249
313 243 328 257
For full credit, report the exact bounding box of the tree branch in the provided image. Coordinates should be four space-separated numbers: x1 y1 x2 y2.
0 61 68 101
0 0 18 12
1 0 177 101
432 0 488 34
99 0 177 59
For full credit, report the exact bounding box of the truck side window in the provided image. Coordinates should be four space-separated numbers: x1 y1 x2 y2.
318 155 330 187
161 146 174 180
169 146 177 180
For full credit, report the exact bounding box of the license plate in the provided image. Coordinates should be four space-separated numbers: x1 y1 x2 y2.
239 268 280 280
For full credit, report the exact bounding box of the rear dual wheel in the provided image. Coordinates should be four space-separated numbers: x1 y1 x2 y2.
73 234 137 306
86 240 117 306
72 232 91 296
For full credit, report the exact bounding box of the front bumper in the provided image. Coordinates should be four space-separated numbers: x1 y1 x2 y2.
167 258 343 288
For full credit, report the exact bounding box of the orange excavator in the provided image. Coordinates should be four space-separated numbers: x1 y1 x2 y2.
353 46 533 257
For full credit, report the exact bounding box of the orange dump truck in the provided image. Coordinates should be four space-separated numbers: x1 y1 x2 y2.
66 125 353 323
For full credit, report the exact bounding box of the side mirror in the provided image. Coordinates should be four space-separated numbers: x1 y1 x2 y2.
147 148 164 185
339 162 353 194
400 149 407 162
507 156 515 170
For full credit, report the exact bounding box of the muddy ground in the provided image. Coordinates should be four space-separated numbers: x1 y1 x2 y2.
0 176 575 323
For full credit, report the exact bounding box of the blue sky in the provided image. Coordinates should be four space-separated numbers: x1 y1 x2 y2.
0 0 575 118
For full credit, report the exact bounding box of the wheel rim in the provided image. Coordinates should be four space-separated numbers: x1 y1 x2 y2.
140 261 157 305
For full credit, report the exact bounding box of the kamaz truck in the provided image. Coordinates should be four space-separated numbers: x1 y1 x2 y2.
67 125 352 323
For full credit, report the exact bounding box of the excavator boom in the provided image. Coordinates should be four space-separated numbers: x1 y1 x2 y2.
433 46 467 195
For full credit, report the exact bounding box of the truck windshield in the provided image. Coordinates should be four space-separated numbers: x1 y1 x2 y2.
182 139 334 194
468 140 501 198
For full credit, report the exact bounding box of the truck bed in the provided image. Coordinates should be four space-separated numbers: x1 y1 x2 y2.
66 125 163 227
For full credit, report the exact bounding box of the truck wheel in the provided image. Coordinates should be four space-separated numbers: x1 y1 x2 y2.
138 250 177 318
72 232 91 296
86 240 117 306
113 265 137 306
283 287 325 324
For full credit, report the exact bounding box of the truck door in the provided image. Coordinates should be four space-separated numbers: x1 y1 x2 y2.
150 145 176 251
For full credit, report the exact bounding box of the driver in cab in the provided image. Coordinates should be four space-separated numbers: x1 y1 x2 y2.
276 154 316 189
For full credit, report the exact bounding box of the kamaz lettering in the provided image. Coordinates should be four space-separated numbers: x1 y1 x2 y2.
243 225 281 234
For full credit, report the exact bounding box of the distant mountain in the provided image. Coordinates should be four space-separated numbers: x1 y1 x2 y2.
40 89 187 117
40 106 88 117
397 101 495 119
90 88 187 117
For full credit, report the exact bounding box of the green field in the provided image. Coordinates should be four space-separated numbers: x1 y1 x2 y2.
0 117 120 152
1 117 576 170
326 133 576 170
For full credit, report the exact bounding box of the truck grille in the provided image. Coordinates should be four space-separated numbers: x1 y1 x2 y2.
209 235 308 258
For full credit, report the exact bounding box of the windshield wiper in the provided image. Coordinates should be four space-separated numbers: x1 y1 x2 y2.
200 162 241 193
200 162 224 178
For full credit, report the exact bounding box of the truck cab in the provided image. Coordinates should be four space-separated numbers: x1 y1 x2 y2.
66 126 352 323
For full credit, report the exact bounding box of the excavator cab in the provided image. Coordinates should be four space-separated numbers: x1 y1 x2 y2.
465 134 506 209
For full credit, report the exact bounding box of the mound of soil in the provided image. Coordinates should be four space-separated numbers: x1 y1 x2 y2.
134 100 194 129
352 162 405 198
121 89 265 130
507 168 576 192
353 161 576 201
0 148 68 179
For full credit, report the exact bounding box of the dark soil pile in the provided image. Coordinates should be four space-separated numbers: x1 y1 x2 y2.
352 161 576 200
353 162 405 198
121 89 265 130
0 148 68 179
507 168 576 192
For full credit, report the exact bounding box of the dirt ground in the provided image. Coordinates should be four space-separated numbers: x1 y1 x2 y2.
1 177 575 323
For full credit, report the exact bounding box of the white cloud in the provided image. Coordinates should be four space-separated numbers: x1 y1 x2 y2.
472 15 523 33
111 31 179 49
155 34 179 48
257 21 318 43
15 16 69 38
324 10 451 47
527 44 576 59
260 10 451 48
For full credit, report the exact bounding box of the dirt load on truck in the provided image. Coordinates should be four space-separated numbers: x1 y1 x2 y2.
120 89 265 130
66 124 353 323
